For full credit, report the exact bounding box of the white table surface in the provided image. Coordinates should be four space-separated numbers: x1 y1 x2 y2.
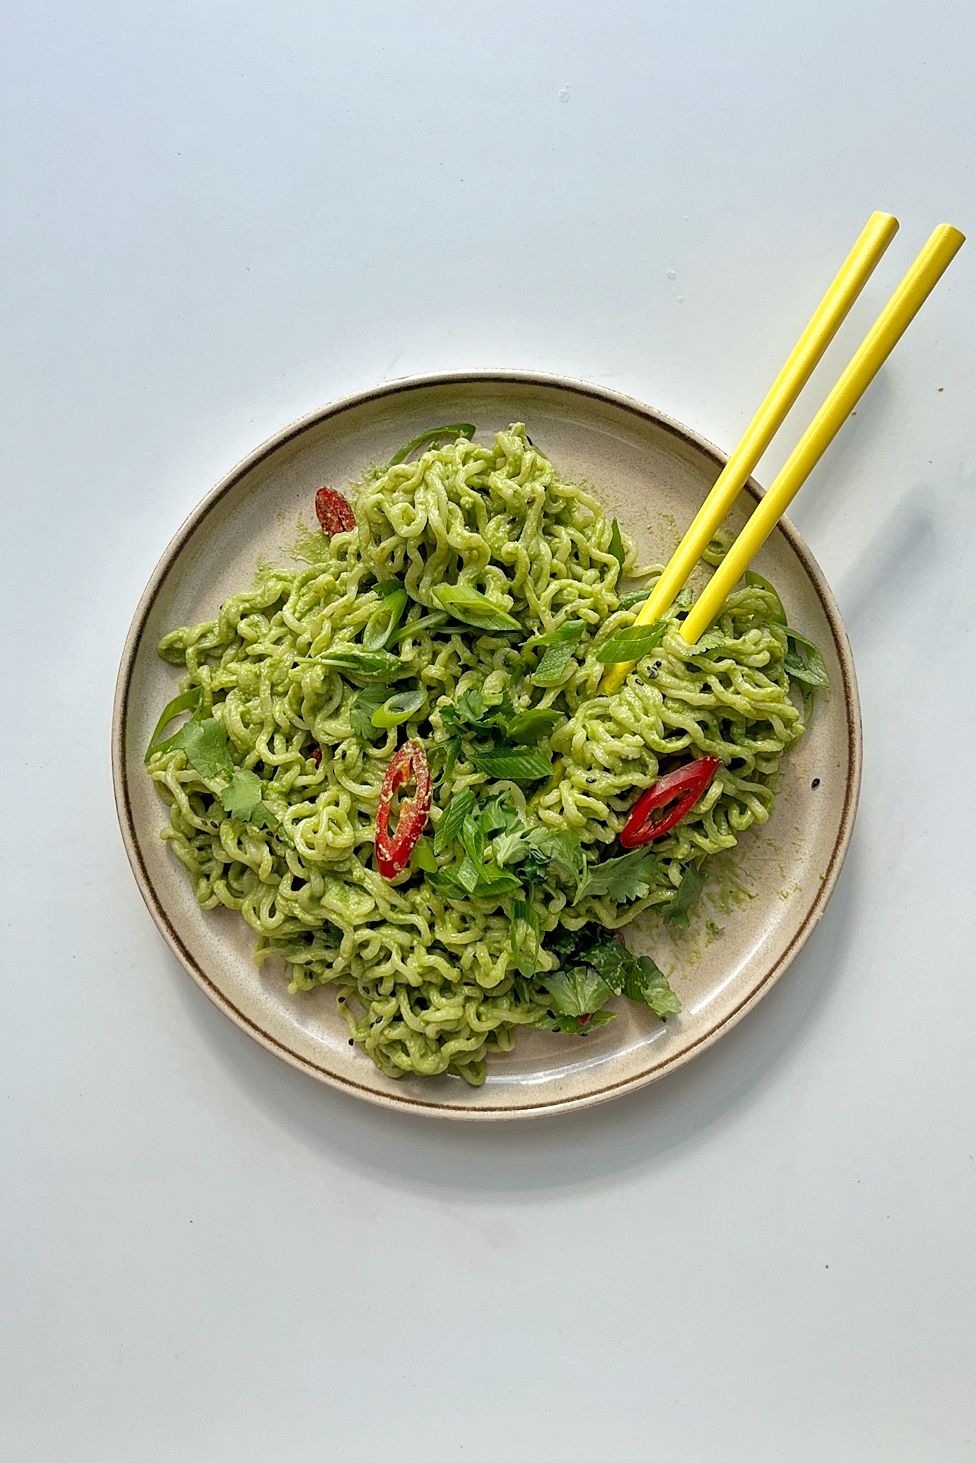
3 2 975 1458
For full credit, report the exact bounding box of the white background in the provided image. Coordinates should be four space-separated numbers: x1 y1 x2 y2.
3 2 975 1458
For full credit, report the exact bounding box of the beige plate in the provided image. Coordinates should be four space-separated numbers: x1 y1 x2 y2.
113 371 861 1120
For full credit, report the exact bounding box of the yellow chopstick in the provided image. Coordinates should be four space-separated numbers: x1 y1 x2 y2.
600 210 899 694
677 222 964 646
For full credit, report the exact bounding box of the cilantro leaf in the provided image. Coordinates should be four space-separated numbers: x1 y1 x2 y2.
661 864 706 928
492 827 585 894
582 938 634 995
528 829 586 887
220 767 264 819
478 791 520 838
574 846 660 904
220 767 280 830
492 829 530 866
440 689 512 742
171 718 233 780
624 954 681 1017
618 587 651 610
509 899 541 978
349 683 390 739
541 966 613 1018
582 939 680 1015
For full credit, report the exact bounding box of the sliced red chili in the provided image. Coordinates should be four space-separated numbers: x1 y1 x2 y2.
620 755 721 848
309 746 322 768
375 740 432 879
314 486 356 537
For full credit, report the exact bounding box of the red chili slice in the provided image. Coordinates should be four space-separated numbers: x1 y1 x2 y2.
309 746 322 768
314 486 356 537
620 755 721 848
375 740 432 879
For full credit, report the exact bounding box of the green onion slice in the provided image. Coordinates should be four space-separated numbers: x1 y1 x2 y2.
370 688 427 729
432 583 521 632
145 687 203 762
388 424 476 467
363 589 408 650
595 620 667 664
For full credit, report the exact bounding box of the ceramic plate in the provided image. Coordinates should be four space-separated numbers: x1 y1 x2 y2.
113 372 860 1119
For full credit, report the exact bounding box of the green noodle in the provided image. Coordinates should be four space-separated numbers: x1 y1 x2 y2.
147 425 807 1084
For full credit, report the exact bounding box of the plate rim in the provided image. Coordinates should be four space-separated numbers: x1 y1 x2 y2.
112 369 862 1120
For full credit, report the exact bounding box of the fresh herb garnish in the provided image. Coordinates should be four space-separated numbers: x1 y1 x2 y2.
432 583 521 632
783 628 830 689
426 868 520 902
440 688 513 738
313 649 409 682
387 610 451 647
608 518 626 572
170 718 233 780
540 966 614 1019
744 570 787 624
349 684 390 739
660 863 706 928
509 900 541 978
387 423 476 467
540 921 681 1020
471 748 552 782
574 845 660 903
504 708 562 744
362 588 408 649
409 837 439 873
624 956 681 1015
530 620 585 686
144 686 203 762
595 620 668 664
494 827 586 892
536 1008 618 1036
370 688 427 729
433 788 477 856
220 767 279 829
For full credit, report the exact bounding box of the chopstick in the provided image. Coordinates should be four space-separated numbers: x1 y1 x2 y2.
600 216 964 690
599 210 899 694
678 222 964 646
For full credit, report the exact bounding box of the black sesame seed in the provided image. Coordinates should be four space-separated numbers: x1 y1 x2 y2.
347 1039 354 1046
811 777 821 789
